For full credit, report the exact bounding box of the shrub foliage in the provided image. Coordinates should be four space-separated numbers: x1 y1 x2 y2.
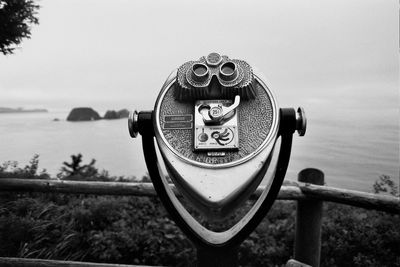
0 155 399 266
0 0 40 55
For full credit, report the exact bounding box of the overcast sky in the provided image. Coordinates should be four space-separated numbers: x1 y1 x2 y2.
0 0 397 112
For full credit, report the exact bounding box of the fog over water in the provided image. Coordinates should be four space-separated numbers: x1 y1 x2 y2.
0 0 398 192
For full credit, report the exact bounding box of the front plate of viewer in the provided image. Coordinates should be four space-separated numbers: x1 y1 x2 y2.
153 53 279 218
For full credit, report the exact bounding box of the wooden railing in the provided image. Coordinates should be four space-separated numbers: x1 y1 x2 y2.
0 177 397 213
0 169 398 267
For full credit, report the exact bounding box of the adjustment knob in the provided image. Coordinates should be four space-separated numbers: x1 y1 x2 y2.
128 110 139 138
296 107 307 136
199 95 240 125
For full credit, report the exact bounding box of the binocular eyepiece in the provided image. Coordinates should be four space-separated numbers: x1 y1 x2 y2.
175 52 257 101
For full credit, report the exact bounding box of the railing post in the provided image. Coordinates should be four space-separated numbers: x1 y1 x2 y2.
294 168 324 267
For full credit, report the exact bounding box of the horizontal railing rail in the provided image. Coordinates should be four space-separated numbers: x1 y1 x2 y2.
0 257 160 267
0 178 398 214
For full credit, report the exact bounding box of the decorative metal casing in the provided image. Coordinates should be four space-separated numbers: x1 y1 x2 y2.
152 53 280 218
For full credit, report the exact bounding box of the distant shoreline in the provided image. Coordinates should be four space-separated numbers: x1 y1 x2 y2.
0 107 48 114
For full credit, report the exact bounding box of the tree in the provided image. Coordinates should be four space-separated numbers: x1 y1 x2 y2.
58 154 98 180
0 0 39 55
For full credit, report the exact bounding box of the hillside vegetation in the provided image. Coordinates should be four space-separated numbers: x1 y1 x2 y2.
0 155 398 266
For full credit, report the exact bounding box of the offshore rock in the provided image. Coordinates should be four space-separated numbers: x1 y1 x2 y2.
66 107 101 121
103 110 119 119
117 109 129 118
103 109 129 119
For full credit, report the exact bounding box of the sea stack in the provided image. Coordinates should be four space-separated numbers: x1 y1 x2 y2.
66 107 101 121
103 109 130 119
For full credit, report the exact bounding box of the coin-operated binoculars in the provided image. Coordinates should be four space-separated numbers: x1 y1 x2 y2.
129 53 306 266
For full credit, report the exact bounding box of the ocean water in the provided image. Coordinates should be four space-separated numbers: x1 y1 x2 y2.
0 0 397 194
0 93 398 193
0 111 146 180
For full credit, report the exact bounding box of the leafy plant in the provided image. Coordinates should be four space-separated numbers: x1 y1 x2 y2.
373 174 399 197
0 154 49 179
58 153 98 180
0 155 399 266
0 0 40 55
